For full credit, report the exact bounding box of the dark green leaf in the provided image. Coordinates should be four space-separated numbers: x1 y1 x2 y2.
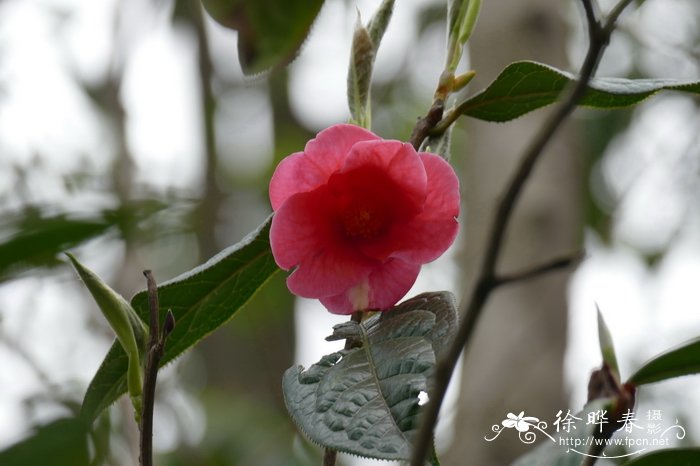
455 61 700 122
628 338 700 386
623 448 700 466
283 292 457 461
0 200 170 282
80 216 279 422
201 0 324 75
0 417 89 466
378 291 457 361
0 211 112 281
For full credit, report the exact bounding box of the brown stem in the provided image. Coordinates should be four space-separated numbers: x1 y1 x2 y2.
408 1 638 465
409 99 445 150
139 271 175 466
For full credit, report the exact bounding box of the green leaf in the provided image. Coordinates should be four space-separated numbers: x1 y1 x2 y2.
455 61 700 122
597 305 620 379
0 417 90 466
623 448 700 466
377 291 458 361
201 0 324 75
67 253 148 415
456 0 481 45
628 337 700 386
0 200 170 282
80 216 279 422
283 291 457 461
444 0 481 73
446 0 463 38
0 211 112 282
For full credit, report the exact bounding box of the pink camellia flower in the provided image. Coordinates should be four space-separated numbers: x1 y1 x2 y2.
269 124 459 315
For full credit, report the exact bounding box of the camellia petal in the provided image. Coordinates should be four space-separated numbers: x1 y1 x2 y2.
358 152 459 263
364 258 421 310
269 152 319 211
271 188 376 298
320 259 420 315
340 140 427 210
394 152 460 263
269 124 379 210
286 246 376 299
270 187 334 270
305 123 380 167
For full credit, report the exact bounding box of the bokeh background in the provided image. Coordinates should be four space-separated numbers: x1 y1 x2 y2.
0 0 699 465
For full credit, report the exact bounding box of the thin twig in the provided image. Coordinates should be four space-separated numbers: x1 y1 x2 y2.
139 270 159 466
408 1 638 465
581 0 600 38
494 252 584 288
604 0 640 35
139 270 175 466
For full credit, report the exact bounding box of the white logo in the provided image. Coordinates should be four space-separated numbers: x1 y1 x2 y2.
484 409 686 459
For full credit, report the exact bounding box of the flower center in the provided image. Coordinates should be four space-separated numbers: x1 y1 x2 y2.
340 202 386 240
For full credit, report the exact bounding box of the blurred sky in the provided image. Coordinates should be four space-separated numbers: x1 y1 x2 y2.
0 0 699 463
